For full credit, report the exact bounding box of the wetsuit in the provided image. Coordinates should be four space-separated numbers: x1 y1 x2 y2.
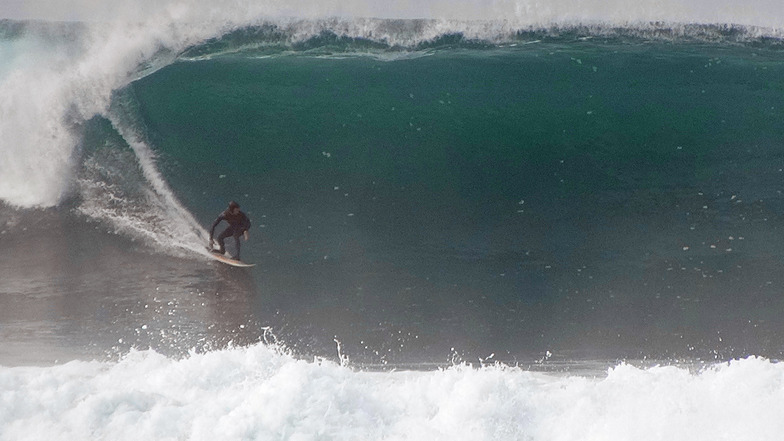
209 209 251 259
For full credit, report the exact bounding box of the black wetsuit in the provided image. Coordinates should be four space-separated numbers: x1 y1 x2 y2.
209 209 251 259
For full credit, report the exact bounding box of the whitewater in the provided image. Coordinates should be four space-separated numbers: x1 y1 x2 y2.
2 345 784 441
4 0 784 439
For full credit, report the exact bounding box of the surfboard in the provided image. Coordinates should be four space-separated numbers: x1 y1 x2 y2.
207 249 256 267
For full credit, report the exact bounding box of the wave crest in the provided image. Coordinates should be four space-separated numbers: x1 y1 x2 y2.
180 19 784 60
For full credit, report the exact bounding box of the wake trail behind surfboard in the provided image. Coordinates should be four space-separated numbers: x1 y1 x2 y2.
76 107 212 260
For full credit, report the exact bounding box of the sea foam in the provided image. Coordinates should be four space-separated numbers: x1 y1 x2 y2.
1 344 783 440
0 16 231 208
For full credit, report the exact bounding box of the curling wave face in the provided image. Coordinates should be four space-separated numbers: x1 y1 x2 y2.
2 10 780 257
2 0 784 207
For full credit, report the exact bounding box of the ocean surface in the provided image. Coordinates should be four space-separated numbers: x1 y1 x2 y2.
3 2 784 439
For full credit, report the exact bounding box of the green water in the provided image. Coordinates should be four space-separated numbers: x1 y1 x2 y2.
107 40 784 361
134 43 784 200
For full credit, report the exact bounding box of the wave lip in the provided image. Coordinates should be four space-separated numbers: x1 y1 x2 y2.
182 19 784 61
0 15 239 209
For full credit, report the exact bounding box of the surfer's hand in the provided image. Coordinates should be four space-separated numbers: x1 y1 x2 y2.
244 231 249 241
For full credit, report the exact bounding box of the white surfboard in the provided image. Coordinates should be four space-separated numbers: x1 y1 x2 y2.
207 249 256 267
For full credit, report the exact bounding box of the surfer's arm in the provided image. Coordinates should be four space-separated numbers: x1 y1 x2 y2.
209 214 225 240
241 214 251 238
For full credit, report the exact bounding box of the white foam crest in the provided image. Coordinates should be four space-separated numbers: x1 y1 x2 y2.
0 70 78 207
6 0 784 28
0 4 267 209
1 346 783 440
0 26 145 207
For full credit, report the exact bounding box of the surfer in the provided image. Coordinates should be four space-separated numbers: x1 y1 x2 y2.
209 201 251 260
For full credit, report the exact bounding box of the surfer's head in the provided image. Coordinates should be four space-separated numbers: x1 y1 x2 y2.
228 201 240 213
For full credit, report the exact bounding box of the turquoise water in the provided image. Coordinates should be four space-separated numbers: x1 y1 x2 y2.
90 35 784 362
4 20 784 364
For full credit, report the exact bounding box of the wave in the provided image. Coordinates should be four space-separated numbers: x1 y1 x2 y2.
1 343 782 440
176 20 784 63
2 4 784 252
2 16 782 204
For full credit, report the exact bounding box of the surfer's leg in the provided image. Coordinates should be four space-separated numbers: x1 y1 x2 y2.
216 228 233 254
